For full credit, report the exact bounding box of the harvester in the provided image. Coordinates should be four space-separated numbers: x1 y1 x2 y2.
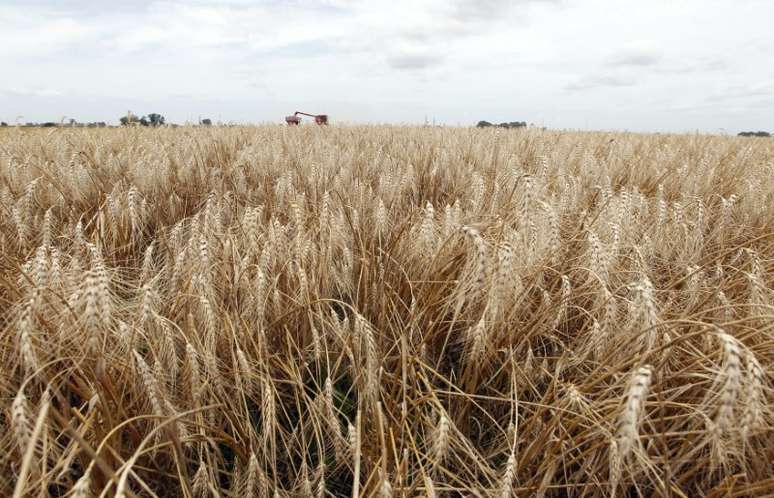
285 111 328 125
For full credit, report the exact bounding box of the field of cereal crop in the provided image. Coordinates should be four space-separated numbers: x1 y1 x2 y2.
2 126 772 496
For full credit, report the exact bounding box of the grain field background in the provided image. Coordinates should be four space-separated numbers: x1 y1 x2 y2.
1 126 772 497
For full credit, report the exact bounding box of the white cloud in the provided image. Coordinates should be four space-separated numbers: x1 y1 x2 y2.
606 51 661 67
565 75 636 91
705 82 774 102
654 57 729 75
603 41 661 67
387 52 445 70
1 0 773 132
2 88 63 97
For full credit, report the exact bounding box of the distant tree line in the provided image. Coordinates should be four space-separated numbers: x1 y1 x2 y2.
116 112 216 127
476 120 527 129
120 112 166 127
1 114 218 128
0 120 107 128
738 131 771 137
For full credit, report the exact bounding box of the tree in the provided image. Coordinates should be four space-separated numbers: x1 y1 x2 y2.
477 120 527 129
0 122 7 127
120 112 140 126
121 111 156 126
147 113 165 126
201 118 212 126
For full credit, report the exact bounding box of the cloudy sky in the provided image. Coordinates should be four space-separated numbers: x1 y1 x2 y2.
1 0 773 132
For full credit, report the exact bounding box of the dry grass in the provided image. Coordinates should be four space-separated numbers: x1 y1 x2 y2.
1 125 772 497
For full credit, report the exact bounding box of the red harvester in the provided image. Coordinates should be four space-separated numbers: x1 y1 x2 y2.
285 111 328 125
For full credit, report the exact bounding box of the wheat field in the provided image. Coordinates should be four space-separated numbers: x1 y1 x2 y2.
1 125 772 497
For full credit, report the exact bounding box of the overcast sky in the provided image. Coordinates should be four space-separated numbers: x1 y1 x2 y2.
1 0 773 132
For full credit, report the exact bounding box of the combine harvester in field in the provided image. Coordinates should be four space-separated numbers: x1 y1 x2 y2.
285 111 329 125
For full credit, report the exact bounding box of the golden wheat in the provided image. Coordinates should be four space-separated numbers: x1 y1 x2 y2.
0 125 771 496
